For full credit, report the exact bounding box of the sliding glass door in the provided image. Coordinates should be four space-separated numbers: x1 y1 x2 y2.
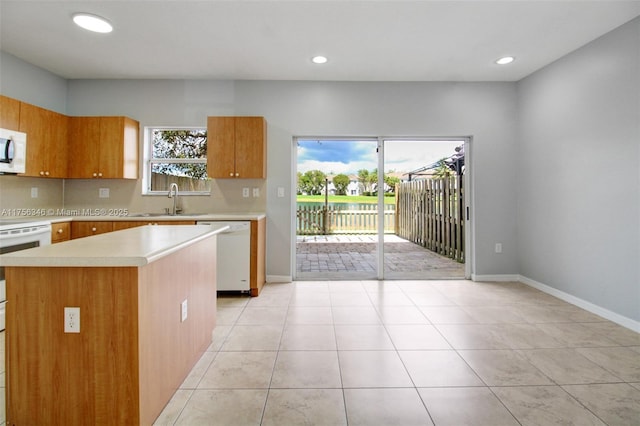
294 137 469 280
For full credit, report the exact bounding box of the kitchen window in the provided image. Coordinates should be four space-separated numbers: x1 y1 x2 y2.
144 127 210 194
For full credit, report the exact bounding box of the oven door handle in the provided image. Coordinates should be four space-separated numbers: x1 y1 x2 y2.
1 225 50 240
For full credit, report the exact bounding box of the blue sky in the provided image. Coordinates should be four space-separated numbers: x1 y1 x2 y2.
297 139 462 175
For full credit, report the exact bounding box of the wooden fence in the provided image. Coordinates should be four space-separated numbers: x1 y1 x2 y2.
395 177 465 262
297 204 395 235
151 173 209 192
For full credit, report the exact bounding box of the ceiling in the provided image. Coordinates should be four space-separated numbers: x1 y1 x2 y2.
1 1 639 82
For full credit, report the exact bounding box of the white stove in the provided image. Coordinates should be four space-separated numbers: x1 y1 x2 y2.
0 218 52 232
0 218 51 423
0 219 52 330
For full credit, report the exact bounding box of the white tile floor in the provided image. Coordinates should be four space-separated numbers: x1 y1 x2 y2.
155 280 640 425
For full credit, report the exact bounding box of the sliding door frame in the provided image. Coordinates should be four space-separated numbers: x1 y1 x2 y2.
292 135 473 281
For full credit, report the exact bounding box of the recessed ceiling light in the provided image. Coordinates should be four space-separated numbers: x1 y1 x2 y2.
312 56 328 64
495 56 515 65
72 13 113 33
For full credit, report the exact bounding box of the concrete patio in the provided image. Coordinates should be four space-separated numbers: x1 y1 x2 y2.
296 234 465 280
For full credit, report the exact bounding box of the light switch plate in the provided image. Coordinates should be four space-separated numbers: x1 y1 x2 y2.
277 187 285 198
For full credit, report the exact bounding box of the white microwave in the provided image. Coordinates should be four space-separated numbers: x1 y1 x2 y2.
0 128 26 174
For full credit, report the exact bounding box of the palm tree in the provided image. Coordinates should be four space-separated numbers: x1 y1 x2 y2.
433 159 455 179
357 169 370 194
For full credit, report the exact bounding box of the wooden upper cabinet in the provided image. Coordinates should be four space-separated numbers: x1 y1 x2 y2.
0 95 21 130
19 102 69 178
68 116 139 179
207 116 266 179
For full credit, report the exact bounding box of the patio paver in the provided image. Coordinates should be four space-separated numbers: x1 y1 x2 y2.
296 235 465 279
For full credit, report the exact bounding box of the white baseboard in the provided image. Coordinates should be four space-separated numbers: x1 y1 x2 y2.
266 275 292 283
519 275 640 333
471 274 520 282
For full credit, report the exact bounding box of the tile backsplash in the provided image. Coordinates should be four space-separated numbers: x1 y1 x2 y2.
0 175 63 214
0 175 266 217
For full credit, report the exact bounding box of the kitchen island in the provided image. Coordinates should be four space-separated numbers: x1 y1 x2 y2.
0 225 227 425
45 213 267 296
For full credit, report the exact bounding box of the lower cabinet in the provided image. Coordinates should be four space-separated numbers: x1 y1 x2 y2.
70 221 114 239
72 220 197 238
113 221 195 231
250 217 266 296
51 222 71 243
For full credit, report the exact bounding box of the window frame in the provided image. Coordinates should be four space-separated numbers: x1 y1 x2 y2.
143 126 210 196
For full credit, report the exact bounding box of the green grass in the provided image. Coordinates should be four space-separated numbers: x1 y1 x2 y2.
297 194 396 204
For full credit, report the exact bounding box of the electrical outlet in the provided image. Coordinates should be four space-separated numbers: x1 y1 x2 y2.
277 187 285 198
99 188 110 198
64 307 80 333
181 299 188 322
252 187 260 197
242 187 250 198
495 243 503 254
31 187 38 198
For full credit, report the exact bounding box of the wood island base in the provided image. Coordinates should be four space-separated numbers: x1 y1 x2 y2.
5 234 217 425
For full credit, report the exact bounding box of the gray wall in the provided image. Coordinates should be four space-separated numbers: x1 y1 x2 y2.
64 79 519 280
0 52 67 113
517 17 640 321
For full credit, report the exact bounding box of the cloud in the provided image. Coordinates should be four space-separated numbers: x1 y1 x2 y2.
298 140 377 165
297 139 462 174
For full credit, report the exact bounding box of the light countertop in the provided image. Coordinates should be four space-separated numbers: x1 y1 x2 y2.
46 212 266 223
0 224 228 267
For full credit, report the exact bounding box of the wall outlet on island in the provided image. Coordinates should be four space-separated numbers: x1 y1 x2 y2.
64 307 80 333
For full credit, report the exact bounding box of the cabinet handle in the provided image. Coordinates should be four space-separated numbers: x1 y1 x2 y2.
93 172 98 177
91 227 97 232
40 171 45 176
235 173 239 177
98 172 103 177
57 229 63 234
229 172 234 177
45 171 50 176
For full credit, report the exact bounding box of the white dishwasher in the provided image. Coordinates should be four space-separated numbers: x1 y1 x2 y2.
197 221 251 292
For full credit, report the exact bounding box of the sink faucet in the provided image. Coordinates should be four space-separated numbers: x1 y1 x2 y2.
168 183 179 215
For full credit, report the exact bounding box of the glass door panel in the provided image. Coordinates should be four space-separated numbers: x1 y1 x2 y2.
295 138 379 280
382 139 466 279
